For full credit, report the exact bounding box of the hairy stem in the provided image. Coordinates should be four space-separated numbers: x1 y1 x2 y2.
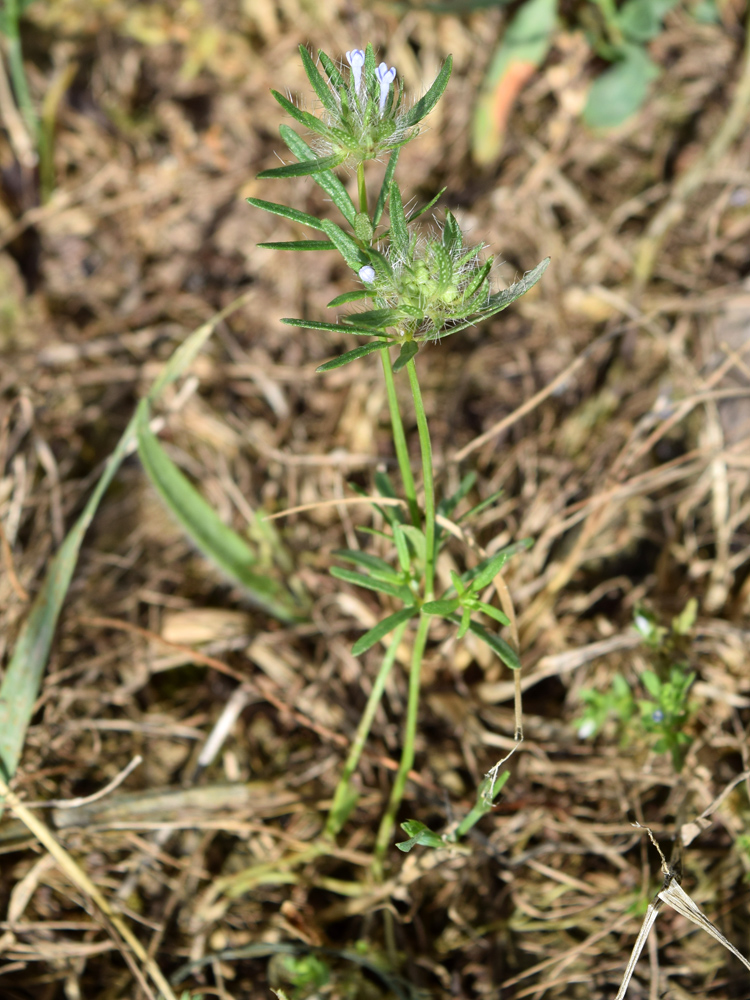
381 350 419 526
372 612 430 876
325 622 407 838
407 358 436 599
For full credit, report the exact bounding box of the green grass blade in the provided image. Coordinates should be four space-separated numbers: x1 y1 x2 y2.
0 292 253 816
135 401 302 623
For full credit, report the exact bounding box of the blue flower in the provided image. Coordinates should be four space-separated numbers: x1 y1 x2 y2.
359 265 376 283
376 62 397 114
346 49 365 96
652 709 665 723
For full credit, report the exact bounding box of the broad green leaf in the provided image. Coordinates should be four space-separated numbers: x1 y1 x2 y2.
330 566 412 602
299 45 341 116
399 56 453 129
467 619 521 670
281 317 388 337
583 46 659 129
136 402 302 622
257 153 346 180
617 0 678 42
641 670 662 698
257 240 334 251
471 0 557 164
351 606 418 655
279 126 356 224
316 341 388 372
396 819 444 852
246 197 325 231
393 340 419 372
0 292 254 818
373 149 400 226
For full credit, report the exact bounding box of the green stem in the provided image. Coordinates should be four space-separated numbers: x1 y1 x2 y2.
380 350 419 526
372 612 430 876
357 162 367 214
325 621 407 838
406 358 436 600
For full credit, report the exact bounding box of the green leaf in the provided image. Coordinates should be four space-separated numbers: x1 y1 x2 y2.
399 525 426 565
617 0 678 42
279 126 356 225
269 89 333 138
318 49 347 92
467 540 532 591
316 341 389 372
457 606 472 640
136 402 301 622
388 181 410 259
299 45 341 116
467 619 521 670
454 770 511 838
320 218 367 271
246 197 325 231
396 819 445 852
439 472 476 518
257 240 335 251
431 257 550 340
583 46 660 129
392 523 411 574
408 187 447 222
641 670 662 698
442 210 462 253
330 566 412 601
423 598 461 616
327 290 370 307
458 487 504 523
373 150 400 226
258 152 346 179
335 549 401 581
351 606 418 655
393 340 419 372
475 601 511 627
281 317 388 337
399 56 453 129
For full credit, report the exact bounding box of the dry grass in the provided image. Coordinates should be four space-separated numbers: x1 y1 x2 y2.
1 0 750 997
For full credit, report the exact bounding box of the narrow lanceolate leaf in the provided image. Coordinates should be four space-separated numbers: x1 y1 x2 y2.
318 49 346 92
351 606 418 656
475 601 511 627
258 153 346 180
246 197 325 231
257 240 335 252
468 540 532 591
327 290 370 308
374 149 400 226
269 89 333 138
298 45 341 116
136 401 301 622
393 341 419 372
320 218 366 271
330 566 413 602
388 181 410 259
422 598 461 616
281 317 389 337
335 549 401 582
316 341 389 372
408 187 446 222
433 257 550 340
280 126 356 224
399 56 453 129
467 619 521 671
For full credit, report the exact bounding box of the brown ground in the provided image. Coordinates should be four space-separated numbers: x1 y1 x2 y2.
1 1 750 998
